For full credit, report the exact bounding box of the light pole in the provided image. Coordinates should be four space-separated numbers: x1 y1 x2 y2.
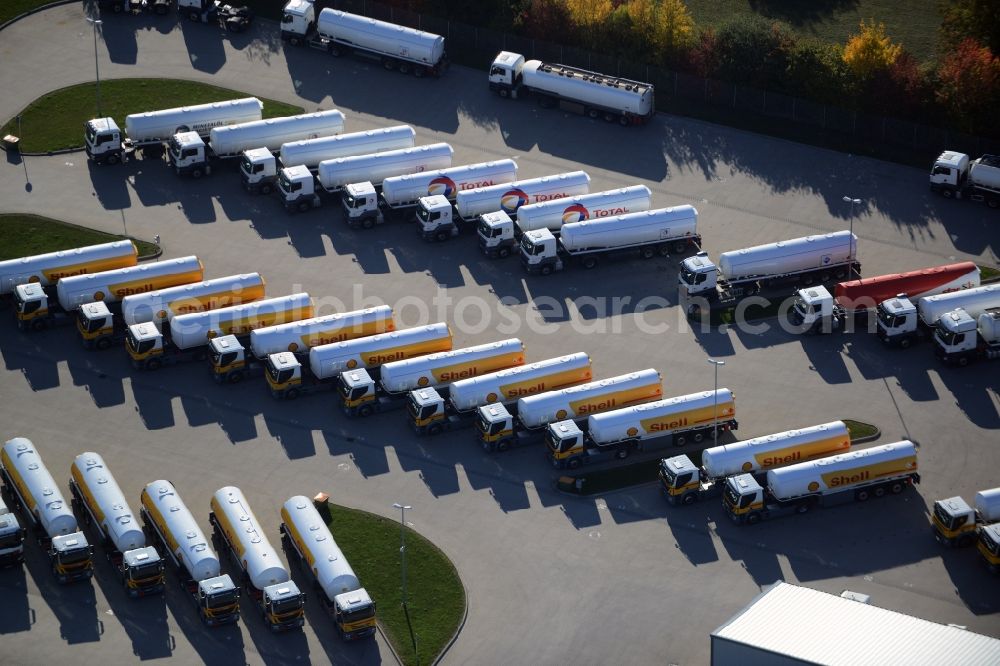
86 18 103 117
392 503 412 607
707 359 725 439
842 196 861 269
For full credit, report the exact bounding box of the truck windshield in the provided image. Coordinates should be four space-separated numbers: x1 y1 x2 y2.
79 310 104 333
723 482 741 508
679 266 699 286
340 602 375 624
933 503 958 530
876 304 902 330
207 588 238 609
793 297 815 316
278 171 293 194
982 531 1000 555
267 361 294 385
167 136 182 157
239 155 254 175
477 219 492 238
271 596 304 616
129 561 162 581
17 298 40 315
935 325 961 347
85 124 97 146
519 236 537 255
416 206 430 224
58 548 90 565
126 330 154 355
544 429 568 453
660 463 677 488
0 532 22 549
213 350 237 368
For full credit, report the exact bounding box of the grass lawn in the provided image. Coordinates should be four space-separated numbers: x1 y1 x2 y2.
686 0 942 62
1 79 304 153
0 213 158 260
1 0 55 26
323 502 464 666
559 418 880 495
980 265 1000 282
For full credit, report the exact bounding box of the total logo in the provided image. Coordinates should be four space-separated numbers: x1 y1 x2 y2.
427 177 458 198
562 204 589 225
500 188 530 213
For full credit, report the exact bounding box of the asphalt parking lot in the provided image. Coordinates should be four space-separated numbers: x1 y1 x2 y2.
0 5 997 665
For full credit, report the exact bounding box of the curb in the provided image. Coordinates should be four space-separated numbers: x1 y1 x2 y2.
376 624 405 666
431 575 469 666
0 0 78 32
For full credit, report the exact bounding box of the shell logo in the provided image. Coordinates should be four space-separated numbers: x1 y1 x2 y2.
486 392 498 403
347 359 358 369
207 330 218 339
156 310 168 320
808 481 820 492
561 203 589 225
288 342 299 353
500 189 529 213
627 427 638 437
556 409 568 420
417 376 429 387
94 291 105 301
427 177 457 198
742 462 753 472
28 275 40 283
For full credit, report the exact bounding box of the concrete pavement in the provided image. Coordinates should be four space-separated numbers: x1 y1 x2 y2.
0 5 997 665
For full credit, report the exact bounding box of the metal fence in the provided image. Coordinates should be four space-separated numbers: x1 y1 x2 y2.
330 0 999 157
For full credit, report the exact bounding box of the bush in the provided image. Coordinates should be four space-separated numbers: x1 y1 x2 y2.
712 15 793 89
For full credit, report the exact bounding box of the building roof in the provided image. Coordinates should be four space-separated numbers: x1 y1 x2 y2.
712 581 1000 665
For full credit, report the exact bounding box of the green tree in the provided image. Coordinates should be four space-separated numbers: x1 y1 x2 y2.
712 15 793 87
940 0 1000 54
842 20 902 79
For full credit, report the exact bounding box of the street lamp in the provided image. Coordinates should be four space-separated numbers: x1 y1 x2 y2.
392 503 412 607
707 359 725 440
86 18 103 117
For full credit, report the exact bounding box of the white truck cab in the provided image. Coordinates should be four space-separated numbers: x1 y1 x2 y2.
929 151 970 195
476 403 513 447
279 165 320 212
935 308 978 354
875 294 918 346
417 195 457 241
13 283 50 325
407 386 445 431
168 131 211 178
280 0 315 44
240 147 277 193
476 210 516 257
678 253 718 297
519 228 560 272
85 117 124 164
0 496 25 565
77 301 117 348
546 420 585 459
488 51 525 97
337 367 377 409
343 182 381 227
126 322 163 358
790 285 848 332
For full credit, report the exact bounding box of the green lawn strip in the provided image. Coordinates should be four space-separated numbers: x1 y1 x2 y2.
2 79 303 153
322 502 465 666
559 419 880 495
685 0 941 62
0 213 158 260
980 265 1000 283
1 0 57 26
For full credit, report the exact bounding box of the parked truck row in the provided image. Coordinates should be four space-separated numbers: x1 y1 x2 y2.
2 437 378 636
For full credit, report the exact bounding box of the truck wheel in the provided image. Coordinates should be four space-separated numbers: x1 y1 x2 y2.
191 168 203 179
874 486 886 498
398 62 411 75
568 458 581 470
898 337 911 350
941 189 954 199
640 247 655 259
497 440 510 452
297 201 311 213
682 493 697 505
481 441 495 453
618 116 630 127
540 265 553 276
747 513 760 525
382 58 396 71
673 241 686 254
889 482 904 494
285 389 299 400
228 371 244 384
414 66 425 78
587 108 599 120
957 356 970 367
188 11 200 21
259 183 272 195
435 231 449 242
820 273 830 283
692 432 704 444
361 218 374 230
106 154 120 166
856 489 870 501
428 424 442 436
673 434 686 447
498 247 510 258
329 45 342 56
498 88 510 99
31 318 47 331
582 257 598 269
987 198 999 209
802 274 815 286
146 358 162 371
603 113 615 123
96 337 112 351
358 405 373 417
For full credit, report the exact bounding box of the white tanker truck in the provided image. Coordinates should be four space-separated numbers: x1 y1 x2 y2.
140 480 241 626
280 496 377 640
69 452 164 597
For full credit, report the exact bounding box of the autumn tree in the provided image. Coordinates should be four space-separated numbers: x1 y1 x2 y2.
842 20 902 79
936 38 1000 135
940 0 1000 53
